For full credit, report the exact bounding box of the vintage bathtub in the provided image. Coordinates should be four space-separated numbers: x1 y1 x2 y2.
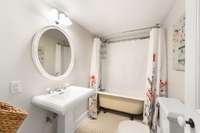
98 91 144 116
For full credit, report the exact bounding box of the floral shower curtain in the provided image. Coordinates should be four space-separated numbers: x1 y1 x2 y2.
143 28 168 130
89 38 101 89
88 38 102 119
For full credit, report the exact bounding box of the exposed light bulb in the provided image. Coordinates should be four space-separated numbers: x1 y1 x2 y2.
48 8 59 24
48 8 72 26
59 13 66 21
59 13 72 26
64 17 72 26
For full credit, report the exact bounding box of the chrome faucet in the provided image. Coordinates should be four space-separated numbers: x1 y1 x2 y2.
46 84 71 94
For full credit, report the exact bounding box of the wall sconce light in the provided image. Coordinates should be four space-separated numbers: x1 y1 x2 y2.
59 13 72 26
48 8 72 26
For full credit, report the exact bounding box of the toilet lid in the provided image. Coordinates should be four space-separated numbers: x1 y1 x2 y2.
118 120 149 133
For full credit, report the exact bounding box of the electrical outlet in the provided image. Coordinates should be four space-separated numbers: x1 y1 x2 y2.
10 80 22 94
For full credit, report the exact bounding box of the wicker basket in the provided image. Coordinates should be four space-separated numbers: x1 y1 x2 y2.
0 102 28 133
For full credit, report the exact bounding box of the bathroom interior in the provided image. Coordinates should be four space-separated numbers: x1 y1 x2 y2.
0 0 200 133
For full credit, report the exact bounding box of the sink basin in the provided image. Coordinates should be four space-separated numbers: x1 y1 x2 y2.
32 86 95 115
32 85 95 133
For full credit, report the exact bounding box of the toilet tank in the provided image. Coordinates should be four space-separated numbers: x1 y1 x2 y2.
157 97 185 133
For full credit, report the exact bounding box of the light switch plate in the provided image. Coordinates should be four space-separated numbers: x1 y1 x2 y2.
10 80 22 94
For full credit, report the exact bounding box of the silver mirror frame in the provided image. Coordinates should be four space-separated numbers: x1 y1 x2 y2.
32 26 75 80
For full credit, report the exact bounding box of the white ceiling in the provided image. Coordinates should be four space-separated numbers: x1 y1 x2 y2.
44 0 174 36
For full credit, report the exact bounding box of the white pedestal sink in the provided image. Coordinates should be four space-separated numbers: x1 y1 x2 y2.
32 86 95 133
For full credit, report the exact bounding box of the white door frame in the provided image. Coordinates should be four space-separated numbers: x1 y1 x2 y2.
185 0 200 109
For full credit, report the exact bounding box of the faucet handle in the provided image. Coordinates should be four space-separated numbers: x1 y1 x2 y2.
46 88 54 94
46 88 51 92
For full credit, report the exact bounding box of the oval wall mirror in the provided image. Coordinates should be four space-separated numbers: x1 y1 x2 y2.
32 26 74 80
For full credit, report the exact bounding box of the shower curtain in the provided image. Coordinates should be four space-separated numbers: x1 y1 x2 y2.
89 38 101 89
88 38 102 119
143 28 167 130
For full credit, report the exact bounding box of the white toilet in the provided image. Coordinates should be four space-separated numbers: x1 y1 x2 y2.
117 97 185 133
157 97 185 133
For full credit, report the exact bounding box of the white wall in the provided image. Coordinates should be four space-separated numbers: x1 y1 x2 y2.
102 39 149 99
0 0 93 133
163 0 185 102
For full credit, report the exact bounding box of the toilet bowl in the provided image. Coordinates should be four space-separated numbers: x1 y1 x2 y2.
117 120 149 133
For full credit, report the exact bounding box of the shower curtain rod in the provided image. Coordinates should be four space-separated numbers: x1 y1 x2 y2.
102 24 160 43
104 24 160 38
106 35 150 43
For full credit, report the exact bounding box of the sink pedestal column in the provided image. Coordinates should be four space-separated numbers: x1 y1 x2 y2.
57 111 75 133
